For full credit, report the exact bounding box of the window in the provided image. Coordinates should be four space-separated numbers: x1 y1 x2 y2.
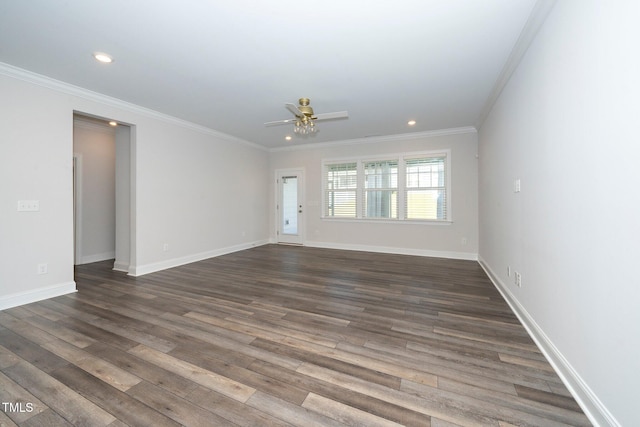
325 162 357 217
323 151 450 222
364 160 398 219
405 157 446 220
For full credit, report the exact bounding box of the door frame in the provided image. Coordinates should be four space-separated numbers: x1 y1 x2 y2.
275 168 305 245
72 112 136 274
73 153 83 264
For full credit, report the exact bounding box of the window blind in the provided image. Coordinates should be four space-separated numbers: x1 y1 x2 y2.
405 156 446 220
325 163 357 217
363 160 398 219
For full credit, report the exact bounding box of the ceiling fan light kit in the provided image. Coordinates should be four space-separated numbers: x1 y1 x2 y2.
265 97 348 139
294 116 317 136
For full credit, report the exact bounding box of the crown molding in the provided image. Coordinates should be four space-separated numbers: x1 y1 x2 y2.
1 60 476 154
476 0 557 128
269 126 477 153
0 62 267 152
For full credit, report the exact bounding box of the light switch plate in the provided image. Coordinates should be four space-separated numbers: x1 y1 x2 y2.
18 200 40 211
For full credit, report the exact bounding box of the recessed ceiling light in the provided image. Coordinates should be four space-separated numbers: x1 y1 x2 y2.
407 120 417 126
108 121 118 127
93 52 113 63
285 135 292 141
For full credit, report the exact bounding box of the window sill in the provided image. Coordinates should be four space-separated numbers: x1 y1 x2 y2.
320 217 453 226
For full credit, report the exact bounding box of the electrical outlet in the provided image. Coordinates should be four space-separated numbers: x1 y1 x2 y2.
162 243 169 251
514 179 521 193
515 272 522 287
461 237 468 246
37 263 48 275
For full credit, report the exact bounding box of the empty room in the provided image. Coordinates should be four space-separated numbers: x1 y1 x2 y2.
0 1 638 426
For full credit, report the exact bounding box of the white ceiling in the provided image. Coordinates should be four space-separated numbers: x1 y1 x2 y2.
0 0 538 149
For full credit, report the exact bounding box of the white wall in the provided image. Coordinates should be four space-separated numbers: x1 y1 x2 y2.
114 124 131 272
478 1 640 426
0 65 270 309
0 73 76 307
73 118 116 264
131 118 270 275
270 129 478 259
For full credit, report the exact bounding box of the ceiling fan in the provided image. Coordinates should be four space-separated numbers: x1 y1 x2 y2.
264 98 348 135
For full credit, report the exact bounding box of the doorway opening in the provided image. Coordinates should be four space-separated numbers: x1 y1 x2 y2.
72 112 134 273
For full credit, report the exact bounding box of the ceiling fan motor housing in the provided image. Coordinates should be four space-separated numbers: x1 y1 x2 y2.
298 98 314 117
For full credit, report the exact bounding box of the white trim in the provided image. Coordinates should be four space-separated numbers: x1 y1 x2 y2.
476 0 557 127
306 240 477 261
112 261 130 273
0 62 267 152
129 240 270 276
77 251 116 265
275 168 306 245
322 148 453 165
478 256 620 427
322 149 451 222
271 127 477 153
73 153 83 265
0 282 77 311
320 217 453 226
0 62 475 154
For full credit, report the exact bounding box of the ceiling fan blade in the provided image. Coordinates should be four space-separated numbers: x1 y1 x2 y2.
285 103 303 117
264 119 297 126
314 111 349 121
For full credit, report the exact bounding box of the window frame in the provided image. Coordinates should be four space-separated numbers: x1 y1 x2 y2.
323 161 358 218
321 150 451 223
362 158 399 219
404 154 448 221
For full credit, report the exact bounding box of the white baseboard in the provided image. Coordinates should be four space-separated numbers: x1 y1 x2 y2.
112 260 130 273
0 281 77 311
305 240 478 261
478 256 620 427
129 240 270 277
76 251 115 265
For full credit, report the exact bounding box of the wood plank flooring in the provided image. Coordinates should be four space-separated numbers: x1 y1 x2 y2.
0 245 591 426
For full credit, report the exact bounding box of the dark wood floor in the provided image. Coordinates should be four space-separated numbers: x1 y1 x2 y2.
0 245 590 426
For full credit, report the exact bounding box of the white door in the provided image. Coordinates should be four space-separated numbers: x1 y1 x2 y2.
277 169 304 245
